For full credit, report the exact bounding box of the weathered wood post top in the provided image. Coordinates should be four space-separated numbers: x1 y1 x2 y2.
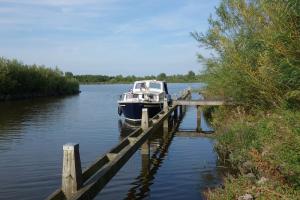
63 143 79 150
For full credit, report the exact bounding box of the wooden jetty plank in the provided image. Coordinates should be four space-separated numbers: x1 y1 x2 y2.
174 100 231 106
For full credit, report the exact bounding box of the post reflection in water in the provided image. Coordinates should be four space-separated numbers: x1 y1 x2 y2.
118 114 180 200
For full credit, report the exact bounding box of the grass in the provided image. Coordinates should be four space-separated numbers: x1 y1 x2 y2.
206 108 300 199
205 175 300 200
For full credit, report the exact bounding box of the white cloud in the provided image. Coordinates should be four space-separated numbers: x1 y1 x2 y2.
0 0 115 6
0 0 122 28
0 0 218 75
111 0 212 37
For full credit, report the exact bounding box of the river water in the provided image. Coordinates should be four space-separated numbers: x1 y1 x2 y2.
0 84 223 200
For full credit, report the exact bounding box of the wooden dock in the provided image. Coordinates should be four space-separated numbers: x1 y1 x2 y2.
174 99 232 106
46 89 230 200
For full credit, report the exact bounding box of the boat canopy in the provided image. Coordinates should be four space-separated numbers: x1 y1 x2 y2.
132 80 167 94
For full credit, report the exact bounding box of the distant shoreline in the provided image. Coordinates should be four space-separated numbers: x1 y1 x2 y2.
78 80 202 85
74 71 202 84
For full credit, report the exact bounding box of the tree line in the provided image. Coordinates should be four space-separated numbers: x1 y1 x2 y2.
73 71 201 83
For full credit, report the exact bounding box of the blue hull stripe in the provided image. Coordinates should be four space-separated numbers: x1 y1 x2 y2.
119 102 162 120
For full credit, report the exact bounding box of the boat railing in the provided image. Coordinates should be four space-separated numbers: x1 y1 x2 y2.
120 92 164 103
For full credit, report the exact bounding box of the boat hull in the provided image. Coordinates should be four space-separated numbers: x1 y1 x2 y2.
118 102 163 121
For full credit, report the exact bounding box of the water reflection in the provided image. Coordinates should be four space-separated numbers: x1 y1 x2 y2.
0 84 224 200
118 120 139 139
125 132 175 200
116 104 223 200
0 96 75 151
117 114 181 200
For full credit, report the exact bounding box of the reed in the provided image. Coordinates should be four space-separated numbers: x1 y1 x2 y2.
0 57 79 100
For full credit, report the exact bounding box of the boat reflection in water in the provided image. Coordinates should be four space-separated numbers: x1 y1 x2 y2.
118 119 164 152
117 117 178 199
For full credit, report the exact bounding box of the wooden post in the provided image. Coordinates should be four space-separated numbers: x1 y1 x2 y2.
141 108 149 131
179 105 183 118
174 106 178 120
196 106 201 132
141 108 150 154
163 98 168 112
62 143 83 199
141 154 150 176
141 109 151 176
163 98 169 136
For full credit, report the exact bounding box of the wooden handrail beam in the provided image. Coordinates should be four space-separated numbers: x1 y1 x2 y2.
174 100 233 106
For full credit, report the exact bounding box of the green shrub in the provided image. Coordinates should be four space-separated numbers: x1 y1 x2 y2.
214 109 300 189
192 0 300 110
0 57 79 97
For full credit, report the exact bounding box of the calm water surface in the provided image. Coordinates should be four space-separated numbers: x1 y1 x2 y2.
0 84 222 200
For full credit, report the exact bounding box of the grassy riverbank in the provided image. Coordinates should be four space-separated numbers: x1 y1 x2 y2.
193 0 300 199
0 57 79 100
205 108 300 199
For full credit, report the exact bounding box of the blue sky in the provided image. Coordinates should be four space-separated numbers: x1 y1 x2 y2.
0 0 220 75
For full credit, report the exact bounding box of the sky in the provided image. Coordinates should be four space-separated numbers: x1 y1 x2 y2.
0 0 220 76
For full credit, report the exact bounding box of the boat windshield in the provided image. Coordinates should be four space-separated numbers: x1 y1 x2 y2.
135 82 146 90
149 82 161 90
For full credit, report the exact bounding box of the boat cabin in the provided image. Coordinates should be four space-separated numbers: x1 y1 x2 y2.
132 80 168 94
119 80 170 103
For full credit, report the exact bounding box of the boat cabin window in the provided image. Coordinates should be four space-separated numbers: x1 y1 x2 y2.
135 82 146 90
149 82 161 90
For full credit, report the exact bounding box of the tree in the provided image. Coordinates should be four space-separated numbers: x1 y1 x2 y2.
65 72 73 78
187 70 195 79
157 73 167 80
192 0 300 109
